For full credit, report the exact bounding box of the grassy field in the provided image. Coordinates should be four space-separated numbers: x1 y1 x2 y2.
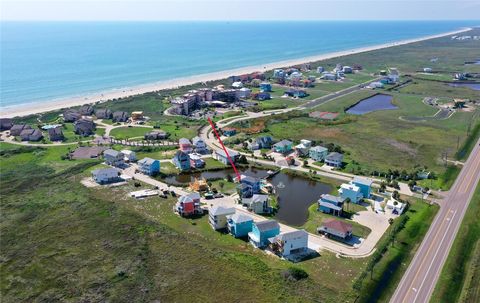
356 199 439 303
109 126 154 140
431 184 480 303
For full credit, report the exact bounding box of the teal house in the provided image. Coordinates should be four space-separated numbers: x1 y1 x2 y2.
352 177 373 199
248 220 280 248
138 157 160 176
309 145 329 161
318 194 344 216
227 213 253 238
338 183 363 203
273 139 293 154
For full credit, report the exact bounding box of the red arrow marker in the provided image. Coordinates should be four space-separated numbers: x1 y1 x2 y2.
207 117 241 182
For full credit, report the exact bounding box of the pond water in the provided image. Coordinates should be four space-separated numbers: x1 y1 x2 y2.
162 167 332 226
346 94 398 115
448 82 480 91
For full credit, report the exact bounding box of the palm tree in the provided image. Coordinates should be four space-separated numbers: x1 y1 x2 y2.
344 198 351 213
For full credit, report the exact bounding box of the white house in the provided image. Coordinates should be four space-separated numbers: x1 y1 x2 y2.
232 81 243 89
242 194 270 214
209 206 236 230
121 150 136 162
386 198 406 215
268 230 308 257
92 168 122 184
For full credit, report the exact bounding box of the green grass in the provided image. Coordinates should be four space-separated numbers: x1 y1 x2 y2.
431 184 480 303
356 199 439 303
159 161 179 175
109 126 154 140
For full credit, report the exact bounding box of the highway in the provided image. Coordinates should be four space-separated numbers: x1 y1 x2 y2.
390 138 480 303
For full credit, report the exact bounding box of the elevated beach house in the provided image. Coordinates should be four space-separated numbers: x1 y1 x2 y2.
352 177 373 199
318 218 353 240
294 139 312 157
325 152 343 167
227 213 254 238
92 168 122 184
178 138 193 153
259 82 272 92
339 183 363 204
239 174 262 198
248 220 280 248
174 193 202 217
273 139 293 154
121 150 136 162
137 157 160 176
192 136 209 154
189 153 205 168
209 206 236 230
250 136 273 150
173 151 191 171
242 194 270 214
103 149 125 167
318 194 345 216
213 149 239 166
268 230 308 258
309 146 329 162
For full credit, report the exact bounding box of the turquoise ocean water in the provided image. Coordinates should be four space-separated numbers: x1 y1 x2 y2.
1 21 478 109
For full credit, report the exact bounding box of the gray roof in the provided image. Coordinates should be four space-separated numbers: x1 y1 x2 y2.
138 157 158 165
228 213 253 223
319 194 344 204
210 206 235 216
276 230 308 241
92 167 120 175
216 149 239 158
353 177 373 187
241 175 259 184
310 145 328 152
192 136 203 144
104 149 120 157
255 220 280 232
319 201 343 211
179 138 191 145
274 139 292 147
326 152 343 161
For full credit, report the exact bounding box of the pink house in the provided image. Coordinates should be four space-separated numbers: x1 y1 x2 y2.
179 138 192 153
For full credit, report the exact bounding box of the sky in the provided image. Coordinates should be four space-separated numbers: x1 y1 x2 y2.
1 0 479 21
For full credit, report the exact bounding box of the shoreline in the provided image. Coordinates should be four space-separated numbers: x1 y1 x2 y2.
0 26 472 119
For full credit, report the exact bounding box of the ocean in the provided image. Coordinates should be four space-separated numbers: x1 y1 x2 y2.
0 21 477 109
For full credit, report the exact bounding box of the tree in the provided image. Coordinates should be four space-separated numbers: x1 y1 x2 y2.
392 190 400 200
344 198 351 212
380 182 387 193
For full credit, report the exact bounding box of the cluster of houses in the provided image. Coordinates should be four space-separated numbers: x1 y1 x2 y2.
318 177 373 217
91 148 162 184
172 136 212 171
169 74 274 116
0 119 66 142
172 192 309 259
64 105 144 124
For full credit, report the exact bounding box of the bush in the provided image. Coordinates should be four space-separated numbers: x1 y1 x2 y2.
282 267 309 281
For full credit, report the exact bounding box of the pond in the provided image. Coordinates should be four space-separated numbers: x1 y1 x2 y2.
447 82 480 91
162 167 332 226
346 94 398 115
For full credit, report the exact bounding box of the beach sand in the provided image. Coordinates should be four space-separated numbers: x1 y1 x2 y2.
0 27 471 118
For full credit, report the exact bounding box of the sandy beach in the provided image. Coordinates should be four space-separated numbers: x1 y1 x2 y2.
0 27 471 118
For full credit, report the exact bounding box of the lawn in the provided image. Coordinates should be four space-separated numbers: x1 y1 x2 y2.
109 126 154 140
431 184 480 303
355 199 439 302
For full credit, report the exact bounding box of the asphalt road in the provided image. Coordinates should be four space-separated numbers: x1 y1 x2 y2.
390 138 480 303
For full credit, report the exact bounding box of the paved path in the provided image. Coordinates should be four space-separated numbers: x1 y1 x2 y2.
390 138 480 303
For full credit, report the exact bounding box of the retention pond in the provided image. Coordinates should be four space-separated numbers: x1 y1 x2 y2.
163 167 332 226
346 94 398 115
